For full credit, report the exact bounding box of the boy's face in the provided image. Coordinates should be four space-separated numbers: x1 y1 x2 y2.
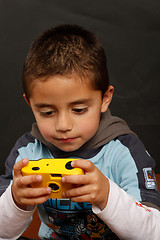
27 75 113 152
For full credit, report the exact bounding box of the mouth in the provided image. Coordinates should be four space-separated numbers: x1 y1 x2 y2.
57 137 77 143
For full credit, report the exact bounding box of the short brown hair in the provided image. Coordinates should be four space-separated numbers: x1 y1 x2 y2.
22 24 109 100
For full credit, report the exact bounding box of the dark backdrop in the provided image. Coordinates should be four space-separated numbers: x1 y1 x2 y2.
0 0 160 174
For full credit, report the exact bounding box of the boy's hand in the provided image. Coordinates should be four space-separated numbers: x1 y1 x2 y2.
11 158 51 210
62 160 110 211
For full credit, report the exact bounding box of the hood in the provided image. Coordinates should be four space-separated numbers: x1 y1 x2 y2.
31 109 135 153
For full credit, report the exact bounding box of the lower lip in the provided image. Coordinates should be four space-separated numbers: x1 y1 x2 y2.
58 138 76 143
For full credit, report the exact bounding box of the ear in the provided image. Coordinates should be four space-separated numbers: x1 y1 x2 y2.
101 85 114 113
23 93 31 106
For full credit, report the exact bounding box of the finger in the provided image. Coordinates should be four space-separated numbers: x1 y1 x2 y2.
13 158 29 177
20 194 50 206
71 159 94 172
62 174 88 185
64 184 90 198
22 186 52 199
12 184 51 209
68 189 101 205
19 174 43 187
70 194 92 204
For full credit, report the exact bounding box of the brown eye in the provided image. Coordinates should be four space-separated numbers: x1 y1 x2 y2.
72 108 87 114
45 111 53 115
40 111 54 117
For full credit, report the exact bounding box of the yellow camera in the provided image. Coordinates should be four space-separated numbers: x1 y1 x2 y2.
22 158 84 198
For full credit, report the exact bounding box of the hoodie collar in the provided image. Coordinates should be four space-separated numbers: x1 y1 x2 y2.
31 109 135 157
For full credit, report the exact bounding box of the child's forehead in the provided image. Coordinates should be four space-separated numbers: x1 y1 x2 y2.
31 73 94 90
29 74 102 103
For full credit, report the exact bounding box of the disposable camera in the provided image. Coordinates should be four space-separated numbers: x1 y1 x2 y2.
22 158 84 198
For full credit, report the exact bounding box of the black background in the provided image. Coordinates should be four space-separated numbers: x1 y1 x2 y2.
0 0 160 174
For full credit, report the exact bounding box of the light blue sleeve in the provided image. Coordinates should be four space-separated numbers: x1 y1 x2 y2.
89 140 141 201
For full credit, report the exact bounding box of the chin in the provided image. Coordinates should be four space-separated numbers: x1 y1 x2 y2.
58 146 80 152
54 143 83 152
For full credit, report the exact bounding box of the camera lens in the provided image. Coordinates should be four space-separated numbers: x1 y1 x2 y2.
65 161 74 170
49 183 59 191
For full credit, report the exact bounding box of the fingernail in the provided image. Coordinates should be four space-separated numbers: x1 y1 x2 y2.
62 192 66 198
71 161 75 167
23 158 28 164
36 175 42 181
61 177 65 182
47 187 52 193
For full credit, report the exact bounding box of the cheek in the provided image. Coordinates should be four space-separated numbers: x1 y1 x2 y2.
79 117 100 139
36 120 51 139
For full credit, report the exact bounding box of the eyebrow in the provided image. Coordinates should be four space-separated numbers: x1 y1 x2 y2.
34 99 93 109
34 104 54 109
71 99 92 105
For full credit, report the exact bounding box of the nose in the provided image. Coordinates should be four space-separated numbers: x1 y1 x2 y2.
56 112 72 132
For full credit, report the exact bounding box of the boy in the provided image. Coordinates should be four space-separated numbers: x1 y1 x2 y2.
0 24 160 240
